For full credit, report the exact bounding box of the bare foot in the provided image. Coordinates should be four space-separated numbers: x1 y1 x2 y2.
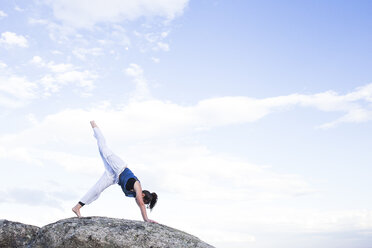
72 205 82 218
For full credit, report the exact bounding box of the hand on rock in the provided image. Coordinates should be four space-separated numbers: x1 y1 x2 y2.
146 219 158 224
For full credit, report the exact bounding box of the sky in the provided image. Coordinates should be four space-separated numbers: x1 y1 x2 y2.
1 0 372 247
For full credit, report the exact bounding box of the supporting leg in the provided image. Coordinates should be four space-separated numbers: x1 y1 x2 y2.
72 172 115 217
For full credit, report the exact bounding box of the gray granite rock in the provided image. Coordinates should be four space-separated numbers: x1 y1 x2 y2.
0 219 40 248
1 217 214 248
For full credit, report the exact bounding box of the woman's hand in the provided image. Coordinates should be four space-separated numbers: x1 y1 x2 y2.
146 219 158 224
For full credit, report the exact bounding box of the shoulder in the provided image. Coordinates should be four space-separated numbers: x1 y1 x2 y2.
133 180 141 191
133 181 143 197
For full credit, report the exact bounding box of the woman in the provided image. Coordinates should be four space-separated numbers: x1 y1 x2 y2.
72 120 158 223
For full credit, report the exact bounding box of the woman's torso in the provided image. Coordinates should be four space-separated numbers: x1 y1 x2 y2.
118 168 139 197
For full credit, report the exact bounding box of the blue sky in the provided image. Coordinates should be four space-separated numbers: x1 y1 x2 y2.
1 1 372 247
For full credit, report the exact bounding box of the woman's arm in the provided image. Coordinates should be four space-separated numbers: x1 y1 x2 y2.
133 181 157 223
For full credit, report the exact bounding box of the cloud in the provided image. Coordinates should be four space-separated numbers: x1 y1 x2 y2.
72 47 104 60
0 61 7 68
51 50 63 55
0 10 7 18
0 144 101 174
156 42 170 51
1 80 371 203
42 0 189 29
125 63 151 100
151 57 160 63
28 18 76 42
135 31 172 52
0 187 78 209
30 56 44 65
31 56 97 96
0 55 98 108
238 208 372 233
0 32 28 47
0 108 315 206
161 31 169 38
0 146 43 166
28 8 170 53
14 6 24 12
128 142 315 201
0 75 38 107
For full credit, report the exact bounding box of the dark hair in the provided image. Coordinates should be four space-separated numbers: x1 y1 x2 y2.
142 190 158 211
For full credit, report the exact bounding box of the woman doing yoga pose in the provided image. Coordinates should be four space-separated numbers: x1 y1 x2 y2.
72 121 158 223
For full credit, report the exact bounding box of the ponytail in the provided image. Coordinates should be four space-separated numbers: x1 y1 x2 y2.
142 190 158 211
149 192 158 211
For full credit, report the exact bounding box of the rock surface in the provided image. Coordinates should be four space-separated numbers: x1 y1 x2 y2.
0 220 39 248
0 217 214 248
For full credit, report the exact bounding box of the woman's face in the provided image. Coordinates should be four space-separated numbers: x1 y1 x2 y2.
142 193 150 204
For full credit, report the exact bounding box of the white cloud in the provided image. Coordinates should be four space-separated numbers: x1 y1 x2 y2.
0 61 7 68
43 0 189 29
0 146 42 166
151 57 160 63
0 97 25 108
161 31 169 38
14 6 24 12
28 18 49 25
29 18 76 42
51 50 63 55
0 105 315 207
0 75 38 107
111 24 131 47
72 47 104 60
144 32 159 43
317 108 372 129
29 17 131 50
156 42 169 51
26 113 39 125
0 32 28 47
125 63 151 100
128 142 314 201
137 31 172 52
0 56 97 108
236 207 372 233
30 56 44 65
30 56 97 96
0 10 7 18
56 70 96 90
47 62 75 73
0 187 78 209
125 63 144 78
39 70 96 96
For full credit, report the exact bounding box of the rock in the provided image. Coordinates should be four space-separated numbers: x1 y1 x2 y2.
0 219 40 248
0 217 215 248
